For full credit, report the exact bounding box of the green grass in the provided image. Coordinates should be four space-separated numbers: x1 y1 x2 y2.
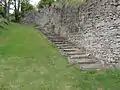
0 23 120 90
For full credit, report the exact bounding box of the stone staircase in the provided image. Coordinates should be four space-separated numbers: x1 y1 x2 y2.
37 28 105 70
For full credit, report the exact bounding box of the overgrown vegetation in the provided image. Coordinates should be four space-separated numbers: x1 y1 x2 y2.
0 0 34 22
37 0 55 8
37 0 86 9
0 15 9 29
0 23 120 90
58 0 85 6
21 0 35 16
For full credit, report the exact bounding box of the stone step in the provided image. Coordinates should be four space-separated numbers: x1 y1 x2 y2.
50 39 65 42
68 54 91 59
46 34 56 37
50 38 66 40
45 33 57 36
62 48 79 52
40 30 55 34
42 32 55 36
52 41 66 43
56 43 74 47
79 63 104 70
47 35 58 37
66 51 86 55
50 39 66 42
58 46 77 49
68 58 97 64
53 41 67 44
48 36 64 39
39 30 105 70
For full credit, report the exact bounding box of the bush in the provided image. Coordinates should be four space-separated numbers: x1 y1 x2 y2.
59 0 85 6
0 15 9 29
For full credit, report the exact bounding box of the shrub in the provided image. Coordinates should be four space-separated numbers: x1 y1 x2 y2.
0 15 9 29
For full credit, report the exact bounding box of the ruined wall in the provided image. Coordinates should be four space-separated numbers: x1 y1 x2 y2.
21 11 36 24
22 0 120 64
78 0 120 63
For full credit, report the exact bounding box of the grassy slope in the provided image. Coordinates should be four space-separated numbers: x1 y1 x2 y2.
0 23 120 90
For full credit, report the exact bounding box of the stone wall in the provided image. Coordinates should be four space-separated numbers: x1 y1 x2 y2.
22 0 120 64
77 0 120 63
21 11 36 24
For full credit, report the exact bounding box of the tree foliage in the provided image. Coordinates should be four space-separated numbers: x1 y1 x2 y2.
0 0 10 28
0 0 34 22
0 0 13 19
37 0 55 8
0 15 9 29
21 1 34 14
0 5 4 16
37 0 85 8
14 0 34 22
58 0 85 6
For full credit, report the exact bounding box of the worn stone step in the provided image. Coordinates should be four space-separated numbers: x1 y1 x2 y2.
47 35 59 38
68 58 97 63
56 43 74 47
46 34 56 37
52 40 66 43
53 41 67 44
56 45 74 48
50 40 65 42
39 29 105 70
66 51 86 55
47 33 57 36
50 39 66 42
58 46 77 49
62 48 79 52
79 63 104 70
42 32 56 36
49 38 63 40
68 54 91 59
53 41 68 44
46 34 62 37
48 36 64 39
40 30 55 34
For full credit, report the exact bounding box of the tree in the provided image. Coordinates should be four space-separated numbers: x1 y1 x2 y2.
37 0 55 8
0 4 4 16
0 1 9 29
13 0 21 22
21 0 34 15
0 0 14 21
0 0 34 23
13 0 34 22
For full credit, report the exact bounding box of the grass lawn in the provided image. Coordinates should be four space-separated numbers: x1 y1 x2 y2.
0 23 120 90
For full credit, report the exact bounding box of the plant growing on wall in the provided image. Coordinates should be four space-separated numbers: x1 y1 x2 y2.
37 0 55 8
57 0 85 6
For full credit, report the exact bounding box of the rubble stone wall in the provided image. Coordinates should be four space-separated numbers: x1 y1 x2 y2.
22 0 120 63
